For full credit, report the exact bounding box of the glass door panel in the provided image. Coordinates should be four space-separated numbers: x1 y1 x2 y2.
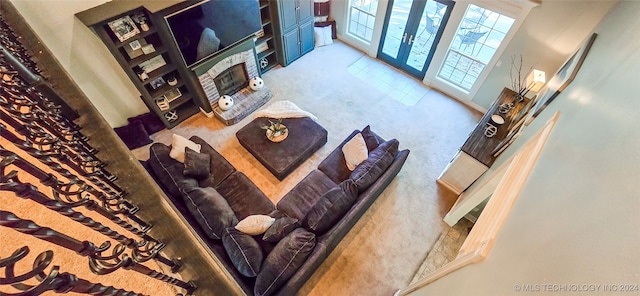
380 0 413 59
378 0 454 79
437 4 514 91
405 0 449 71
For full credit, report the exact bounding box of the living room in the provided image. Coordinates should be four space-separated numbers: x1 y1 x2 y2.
1 0 638 295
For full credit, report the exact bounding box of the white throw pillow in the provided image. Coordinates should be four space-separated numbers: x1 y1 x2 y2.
169 134 201 163
235 215 275 235
342 133 368 171
314 25 333 47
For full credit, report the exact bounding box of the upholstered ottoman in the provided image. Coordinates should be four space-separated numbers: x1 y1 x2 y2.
236 117 327 180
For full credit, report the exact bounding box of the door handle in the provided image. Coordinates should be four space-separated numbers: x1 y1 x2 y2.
402 33 407 43
408 35 414 45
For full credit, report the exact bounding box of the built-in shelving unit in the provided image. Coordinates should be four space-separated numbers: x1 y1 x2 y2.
255 0 280 74
91 8 199 128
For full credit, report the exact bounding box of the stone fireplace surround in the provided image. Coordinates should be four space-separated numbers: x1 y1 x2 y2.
197 48 271 125
198 48 259 105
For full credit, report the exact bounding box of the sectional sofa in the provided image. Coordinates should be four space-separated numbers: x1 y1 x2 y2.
142 126 409 295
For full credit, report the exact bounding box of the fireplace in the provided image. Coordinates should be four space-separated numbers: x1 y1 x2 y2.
198 48 259 106
214 63 248 96
196 46 271 126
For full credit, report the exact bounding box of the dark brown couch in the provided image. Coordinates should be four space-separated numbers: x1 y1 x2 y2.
142 126 409 296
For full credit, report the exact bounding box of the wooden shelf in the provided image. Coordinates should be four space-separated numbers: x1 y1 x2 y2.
91 7 199 129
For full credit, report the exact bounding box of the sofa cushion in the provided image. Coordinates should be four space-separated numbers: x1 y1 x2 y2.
170 134 201 163
222 228 264 277
361 125 384 151
113 121 152 150
263 217 299 242
183 148 211 179
341 132 368 171
148 143 190 197
128 112 165 135
181 186 238 240
190 136 236 189
318 130 360 183
254 228 316 296
277 169 337 222
304 179 358 234
235 215 275 235
216 171 275 220
350 139 399 193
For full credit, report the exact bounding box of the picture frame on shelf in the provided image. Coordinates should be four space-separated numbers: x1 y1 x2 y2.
108 16 140 42
150 77 166 90
162 88 182 102
256 42 269 54
138 55 166 73
123 39 147 59
525 33 597 125
155 97 170 111
141 44 155 54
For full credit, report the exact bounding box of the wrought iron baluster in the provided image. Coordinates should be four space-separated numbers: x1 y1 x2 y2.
0 151 181 271
0 127 143 226
1 246 146 296
0 211 196 295
0 108 127 198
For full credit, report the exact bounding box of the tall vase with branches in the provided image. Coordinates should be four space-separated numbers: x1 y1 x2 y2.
510 54 535 99
499 54 537 114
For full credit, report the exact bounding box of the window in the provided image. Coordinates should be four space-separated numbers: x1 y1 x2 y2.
437 4 514 91
347 0 379 43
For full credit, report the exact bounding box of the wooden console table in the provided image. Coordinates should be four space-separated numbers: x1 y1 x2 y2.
437 88 528 194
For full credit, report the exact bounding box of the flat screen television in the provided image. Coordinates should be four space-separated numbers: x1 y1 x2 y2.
164 0 262 68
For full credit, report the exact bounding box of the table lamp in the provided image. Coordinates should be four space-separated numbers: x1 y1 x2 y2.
518 69 546 100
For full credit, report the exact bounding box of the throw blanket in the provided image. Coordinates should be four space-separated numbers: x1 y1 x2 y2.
254 100 318 121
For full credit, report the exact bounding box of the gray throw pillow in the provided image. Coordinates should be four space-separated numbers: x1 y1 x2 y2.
263 217 299 242
222 227 264 277
304 179 358 234
183 147 211 179
254 228 316 296
361 125 384 152
181 186 238 240
350 139 399 193
148 143 188 197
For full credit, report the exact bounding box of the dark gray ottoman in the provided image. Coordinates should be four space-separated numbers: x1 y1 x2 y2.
236 117 327 180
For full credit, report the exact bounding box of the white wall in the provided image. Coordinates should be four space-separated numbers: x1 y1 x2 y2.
332 0 615 110
10 0 149 127
472 0 616 108
409 1 640 294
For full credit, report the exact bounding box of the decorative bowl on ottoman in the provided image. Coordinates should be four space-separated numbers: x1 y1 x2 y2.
262 119 288 143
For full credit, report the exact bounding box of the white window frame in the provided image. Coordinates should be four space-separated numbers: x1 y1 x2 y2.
423 0 537 107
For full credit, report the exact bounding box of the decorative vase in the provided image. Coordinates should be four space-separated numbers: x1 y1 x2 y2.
140 21 149 32
266 126 288 142
218 95 234 111
167 76 178 86
249 77 264 91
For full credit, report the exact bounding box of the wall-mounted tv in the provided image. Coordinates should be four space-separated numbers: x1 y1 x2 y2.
165 0 262 69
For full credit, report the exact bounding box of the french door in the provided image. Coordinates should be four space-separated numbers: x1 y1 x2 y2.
378 0 454 79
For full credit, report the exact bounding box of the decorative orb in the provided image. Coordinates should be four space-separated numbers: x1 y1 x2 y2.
218 95 234 111
249 77 264 91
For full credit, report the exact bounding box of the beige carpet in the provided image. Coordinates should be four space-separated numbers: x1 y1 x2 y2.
132 41 481 295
